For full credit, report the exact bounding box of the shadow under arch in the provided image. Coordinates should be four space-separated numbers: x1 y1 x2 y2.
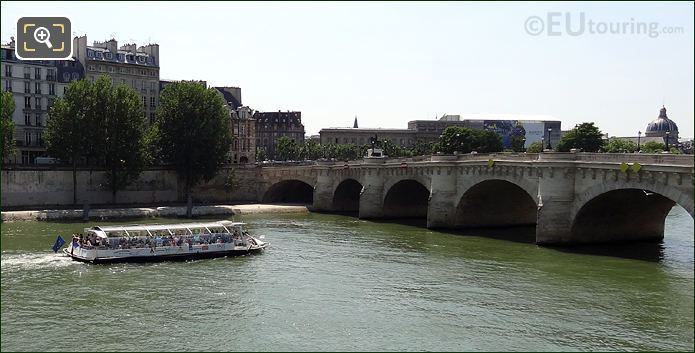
455 179 537 228
262 180 314 204
383 179 430 220
332 179 363 214
570 188 684 244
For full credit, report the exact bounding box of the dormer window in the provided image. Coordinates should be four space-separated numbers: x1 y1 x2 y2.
105 52 113 60
118 54 125 61
95 52 103 59
87 50 94 58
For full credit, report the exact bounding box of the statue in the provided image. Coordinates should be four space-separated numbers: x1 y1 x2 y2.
370 134 380 149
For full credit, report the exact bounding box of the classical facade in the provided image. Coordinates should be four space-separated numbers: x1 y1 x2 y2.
1 38 84 164
230 106 256 164
73 36 160 125
319 128 416 147
254 111 304 159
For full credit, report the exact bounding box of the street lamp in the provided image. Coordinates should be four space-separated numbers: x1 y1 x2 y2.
665 131 670 152
547 128 553 150
637 131 642 152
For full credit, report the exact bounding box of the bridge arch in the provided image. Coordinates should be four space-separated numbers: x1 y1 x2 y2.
570 184 693 243
383 179 431 219
262 179 314 204
332 178 363 213
455 179 537 228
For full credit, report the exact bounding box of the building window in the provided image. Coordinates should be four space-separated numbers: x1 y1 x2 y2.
35 113 42 127
98 65 104 71
35 97 42 109
62 72 71 81
35 82 41 94
49 83 55 95
24 67 30 78
105 52 113 60
25 131 31 145
149 112 155 125
142 96 146 108
88 65 95 71
25 114 31 125
150 97 155 108
47 68 56 80
71 72 79 81
34 68 41 80
24 96 31 108
4 64 11 77
95 52 103 59
4 80 11 92
24 81 30 93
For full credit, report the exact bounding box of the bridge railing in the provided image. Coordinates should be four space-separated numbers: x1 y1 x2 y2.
574 153 694 166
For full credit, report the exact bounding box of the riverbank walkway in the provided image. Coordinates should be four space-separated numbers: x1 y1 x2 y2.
1 203 309 222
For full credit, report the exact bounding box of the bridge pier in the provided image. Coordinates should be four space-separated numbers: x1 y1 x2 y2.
312 168 335 212
535 157 577 245
427 162 457 229
358 160 386 219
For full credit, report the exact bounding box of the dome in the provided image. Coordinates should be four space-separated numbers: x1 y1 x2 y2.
646 106 679 135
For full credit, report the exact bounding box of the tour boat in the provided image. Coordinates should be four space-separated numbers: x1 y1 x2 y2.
63 220 267 264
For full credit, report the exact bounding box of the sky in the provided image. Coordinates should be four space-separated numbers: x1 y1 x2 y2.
1 1 693 137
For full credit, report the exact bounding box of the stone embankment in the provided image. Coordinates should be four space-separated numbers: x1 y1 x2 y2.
1 203 308 222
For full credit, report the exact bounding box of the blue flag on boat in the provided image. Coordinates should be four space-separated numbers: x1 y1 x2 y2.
52 235 66 253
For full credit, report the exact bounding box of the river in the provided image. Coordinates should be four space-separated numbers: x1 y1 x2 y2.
1 207 692 351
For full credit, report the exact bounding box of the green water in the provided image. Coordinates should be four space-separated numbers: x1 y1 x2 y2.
1 208 693 351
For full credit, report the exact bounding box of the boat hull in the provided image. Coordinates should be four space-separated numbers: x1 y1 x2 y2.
63 245 267 264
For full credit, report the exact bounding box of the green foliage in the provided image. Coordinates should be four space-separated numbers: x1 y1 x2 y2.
526 141 544 153
510 135 526 152
223 168 237 193
601 138 637 153
298 140 323 160
276 136 299 161
436 126 503 154
256 147 267 162
103 81 149 199
1 90 16 161
557 122 604 152
44 76 148 202
641 141 665 153
154 81 232 196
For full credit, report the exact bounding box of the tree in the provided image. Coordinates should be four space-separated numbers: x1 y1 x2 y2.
436 126 503 154
557 122 604 152
1 91 16 162
45 76 149 204
601 138 637 153
154 81 232 217
276 136 299 161
102 82 149 202
44 79 93 205
641 141 665 154
526 141 544 153
256 147 267 162
510 135 526 152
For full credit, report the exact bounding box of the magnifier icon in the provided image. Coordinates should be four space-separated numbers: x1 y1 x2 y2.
33 27 53 49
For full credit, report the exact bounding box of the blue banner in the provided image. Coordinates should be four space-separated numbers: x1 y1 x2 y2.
52 235 66 253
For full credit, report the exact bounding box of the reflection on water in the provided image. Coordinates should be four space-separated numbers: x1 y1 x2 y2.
1 207 692 351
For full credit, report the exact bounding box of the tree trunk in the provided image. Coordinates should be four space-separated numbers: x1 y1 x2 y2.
72 159 77 205
186 176 192 218
111 166 117 204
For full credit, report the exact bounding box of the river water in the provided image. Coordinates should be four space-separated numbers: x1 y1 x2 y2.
1 207 693 351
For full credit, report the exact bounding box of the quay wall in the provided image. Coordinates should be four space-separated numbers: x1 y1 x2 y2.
1 166 260 208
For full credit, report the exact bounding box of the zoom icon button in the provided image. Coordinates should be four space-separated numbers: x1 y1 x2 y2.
16 17 72 60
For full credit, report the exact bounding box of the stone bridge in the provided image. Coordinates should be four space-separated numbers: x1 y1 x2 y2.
257 152 694 245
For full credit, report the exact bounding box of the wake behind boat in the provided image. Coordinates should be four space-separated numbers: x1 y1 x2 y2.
63 220 267 264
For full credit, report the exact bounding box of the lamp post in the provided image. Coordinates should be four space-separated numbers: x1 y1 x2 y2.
522 137 526 152
541 137 545 152
547 128 553 150
665 131 670 152
637 131 641 152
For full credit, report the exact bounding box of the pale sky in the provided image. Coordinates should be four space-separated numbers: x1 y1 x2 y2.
1 1 693 137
